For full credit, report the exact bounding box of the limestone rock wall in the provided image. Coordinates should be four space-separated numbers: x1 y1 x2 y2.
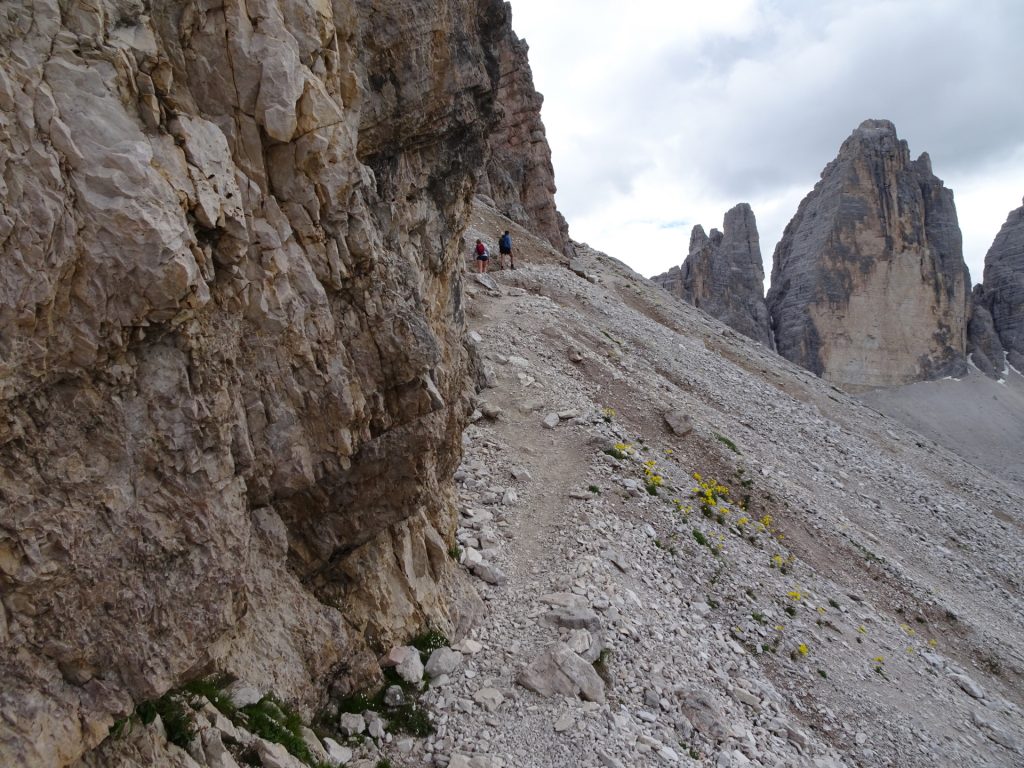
476 10 571 257
651 203 773 347
766 120 969 389
0 0 509 764
980 199 1024 371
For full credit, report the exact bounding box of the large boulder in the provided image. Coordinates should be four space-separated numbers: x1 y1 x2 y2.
766 119 970 389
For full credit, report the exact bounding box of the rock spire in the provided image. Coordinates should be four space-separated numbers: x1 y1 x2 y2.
766 119 969 389
652 204 773 347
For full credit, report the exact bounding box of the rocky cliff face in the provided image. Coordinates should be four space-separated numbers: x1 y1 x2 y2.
766 120 970 389
978 199 1024 372
476 20 571 256
651 203 773 347
0 0 514 764
966 285 1007 377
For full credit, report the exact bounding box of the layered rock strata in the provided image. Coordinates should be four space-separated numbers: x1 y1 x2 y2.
972 199 1024 372
477 20 571 256
651 203 773 347
766 119 970 389
0 0 516 764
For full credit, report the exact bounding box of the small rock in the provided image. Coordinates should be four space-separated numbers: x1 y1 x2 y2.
474 273 500 293
663 411 694 436
951 672 985 699
453 638 483 655
471 561 508 585
381 646 424 684
542 412 560 429
224 681 263 709
339 712 365 736
658 746 680 763
679 689 729 741
383 685 405 707
299 727 329 764
601 548 629 572
473 687 505 712
597 750 626 768
732 688 761 711
256 738 306 768
480 402 502 419
461 547 484 567
553 712 574 732
425 647 464 678
517 643 606 702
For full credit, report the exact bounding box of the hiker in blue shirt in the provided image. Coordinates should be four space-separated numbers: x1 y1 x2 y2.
499 230 514 270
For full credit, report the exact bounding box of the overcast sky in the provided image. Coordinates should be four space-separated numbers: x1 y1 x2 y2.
507 0 1024 286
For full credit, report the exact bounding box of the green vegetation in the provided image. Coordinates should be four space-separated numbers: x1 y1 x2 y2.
240 697 318 765
137 694 195 748
714 432 740 454
183 674 237 717
410 629 448 659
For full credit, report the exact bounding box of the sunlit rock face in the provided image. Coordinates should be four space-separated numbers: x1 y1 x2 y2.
978 199 1024 372
0 0 514 764
651 203 773 348
766 119 969 389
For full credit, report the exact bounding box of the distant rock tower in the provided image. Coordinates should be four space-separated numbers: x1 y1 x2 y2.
651 203 773 347
968 198 1024 374
767 119 970 389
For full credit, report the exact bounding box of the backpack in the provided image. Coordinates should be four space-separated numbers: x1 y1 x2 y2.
500 234 511 251
475 241 485 256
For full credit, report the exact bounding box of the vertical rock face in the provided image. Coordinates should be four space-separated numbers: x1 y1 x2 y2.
979 199 1024 371
0 0 512 764
766 119 970 389
477 19 571 256
651 204 773 347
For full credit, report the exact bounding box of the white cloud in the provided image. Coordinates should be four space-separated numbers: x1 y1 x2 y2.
508 0 1024 283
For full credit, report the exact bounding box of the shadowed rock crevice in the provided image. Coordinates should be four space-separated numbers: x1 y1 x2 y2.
970 198 1024 373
